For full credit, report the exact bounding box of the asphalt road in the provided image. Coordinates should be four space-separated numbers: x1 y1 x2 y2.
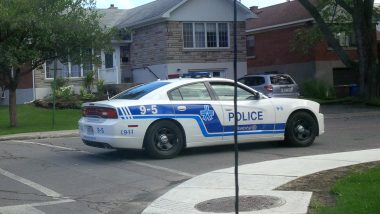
0 105 379 214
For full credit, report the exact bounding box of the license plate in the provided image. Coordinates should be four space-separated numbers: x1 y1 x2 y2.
86 126 94 135
281 87 292 93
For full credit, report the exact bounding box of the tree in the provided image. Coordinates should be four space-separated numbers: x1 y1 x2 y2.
297 0 379 98
0 0 115 127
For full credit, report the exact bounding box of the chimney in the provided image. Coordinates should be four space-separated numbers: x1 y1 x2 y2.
250 6 258 12
109 4 118 9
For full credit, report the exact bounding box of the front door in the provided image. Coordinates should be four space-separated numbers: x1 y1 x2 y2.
168 82 224 145
100 51 118 84
208 82 277 143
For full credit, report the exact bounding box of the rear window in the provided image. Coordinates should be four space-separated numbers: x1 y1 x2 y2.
239 76 265 86
270 75 294 85
112 81 170 100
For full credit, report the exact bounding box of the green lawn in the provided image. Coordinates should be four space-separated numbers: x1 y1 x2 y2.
316 165 380 213
0 105 81 135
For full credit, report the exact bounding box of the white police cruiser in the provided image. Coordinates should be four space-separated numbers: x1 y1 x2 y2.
79 78 324 159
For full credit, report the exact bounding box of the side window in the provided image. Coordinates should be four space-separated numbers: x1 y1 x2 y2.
254 77 266 85
270 75 294 85
210 83 255 101
169 83 212 101
170 89 182 101
240 77 265 86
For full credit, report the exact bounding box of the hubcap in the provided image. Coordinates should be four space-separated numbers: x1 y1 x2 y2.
296 125 305 133
159 134 169 144
294 120 312 141
154 127 177 151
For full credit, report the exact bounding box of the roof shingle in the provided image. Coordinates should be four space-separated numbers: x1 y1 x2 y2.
246 0 314 30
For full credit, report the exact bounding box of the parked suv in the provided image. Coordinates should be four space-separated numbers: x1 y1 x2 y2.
238 73 300 98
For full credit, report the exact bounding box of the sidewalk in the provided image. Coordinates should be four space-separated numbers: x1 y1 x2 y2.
142 149 380 214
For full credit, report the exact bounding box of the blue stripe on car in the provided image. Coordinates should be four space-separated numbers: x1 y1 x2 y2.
125 104 285 137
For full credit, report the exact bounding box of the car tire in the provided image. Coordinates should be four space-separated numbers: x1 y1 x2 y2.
144 120 185 159
285 111 318 147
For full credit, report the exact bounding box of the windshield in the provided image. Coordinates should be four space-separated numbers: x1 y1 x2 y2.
111 81 170 100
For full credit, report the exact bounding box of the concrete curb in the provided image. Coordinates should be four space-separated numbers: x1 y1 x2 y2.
0 130 79 141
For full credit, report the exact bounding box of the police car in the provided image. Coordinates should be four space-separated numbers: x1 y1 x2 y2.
79 78 324 159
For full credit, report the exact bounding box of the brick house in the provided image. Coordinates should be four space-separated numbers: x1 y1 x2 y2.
31 0 255 100
245 0 360 87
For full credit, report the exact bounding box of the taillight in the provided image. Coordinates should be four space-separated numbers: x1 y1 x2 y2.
264 85 273 92
82 107 118 119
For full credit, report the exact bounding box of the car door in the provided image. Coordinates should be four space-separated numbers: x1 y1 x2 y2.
208 82 277 143
168 82 224 146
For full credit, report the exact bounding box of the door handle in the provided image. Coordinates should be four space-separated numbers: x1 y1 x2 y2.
225 108 233 111
177 106 187 111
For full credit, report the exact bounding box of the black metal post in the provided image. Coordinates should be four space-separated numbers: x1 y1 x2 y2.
233 0 239 213
52 56 57 129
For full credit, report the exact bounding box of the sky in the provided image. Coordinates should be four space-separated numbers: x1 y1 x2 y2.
96 0 291 10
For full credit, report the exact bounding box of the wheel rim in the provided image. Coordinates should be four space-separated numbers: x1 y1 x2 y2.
293 119 312 141
154 127 178 151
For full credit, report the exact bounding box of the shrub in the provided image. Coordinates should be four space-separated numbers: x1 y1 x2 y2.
96 80 106 97
55 85 75 101
301 80 336 100
83 72 95 93
80 87 96 100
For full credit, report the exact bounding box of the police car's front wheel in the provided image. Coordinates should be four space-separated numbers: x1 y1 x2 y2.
144 120 185 159
285 111 317 147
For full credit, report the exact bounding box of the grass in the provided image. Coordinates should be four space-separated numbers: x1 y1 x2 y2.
0 104 81 136
316 165 380 214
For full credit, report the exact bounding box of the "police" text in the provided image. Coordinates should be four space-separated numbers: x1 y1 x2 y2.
228 111 263 121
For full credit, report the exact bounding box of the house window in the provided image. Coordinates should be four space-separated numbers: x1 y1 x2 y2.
105 52 113 68
334 32 356 47
183 23 194 48
207 23 217 47
195 23 205 48
120 45 130 64
218 23 229 47
247 35 255 57
118 29 132 41
183 22 229 48
45 49 94 79
82 48 94 76
46 59 69 79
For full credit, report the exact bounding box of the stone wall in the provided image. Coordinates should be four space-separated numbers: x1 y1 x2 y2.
130 23 168 68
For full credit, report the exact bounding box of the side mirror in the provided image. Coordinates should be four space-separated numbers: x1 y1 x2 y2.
247 93 260 100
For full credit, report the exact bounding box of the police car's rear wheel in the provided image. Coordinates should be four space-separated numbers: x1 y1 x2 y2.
285 111 317 147
145 121 185 159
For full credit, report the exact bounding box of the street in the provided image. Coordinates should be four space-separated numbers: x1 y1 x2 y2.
1 105 380 214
